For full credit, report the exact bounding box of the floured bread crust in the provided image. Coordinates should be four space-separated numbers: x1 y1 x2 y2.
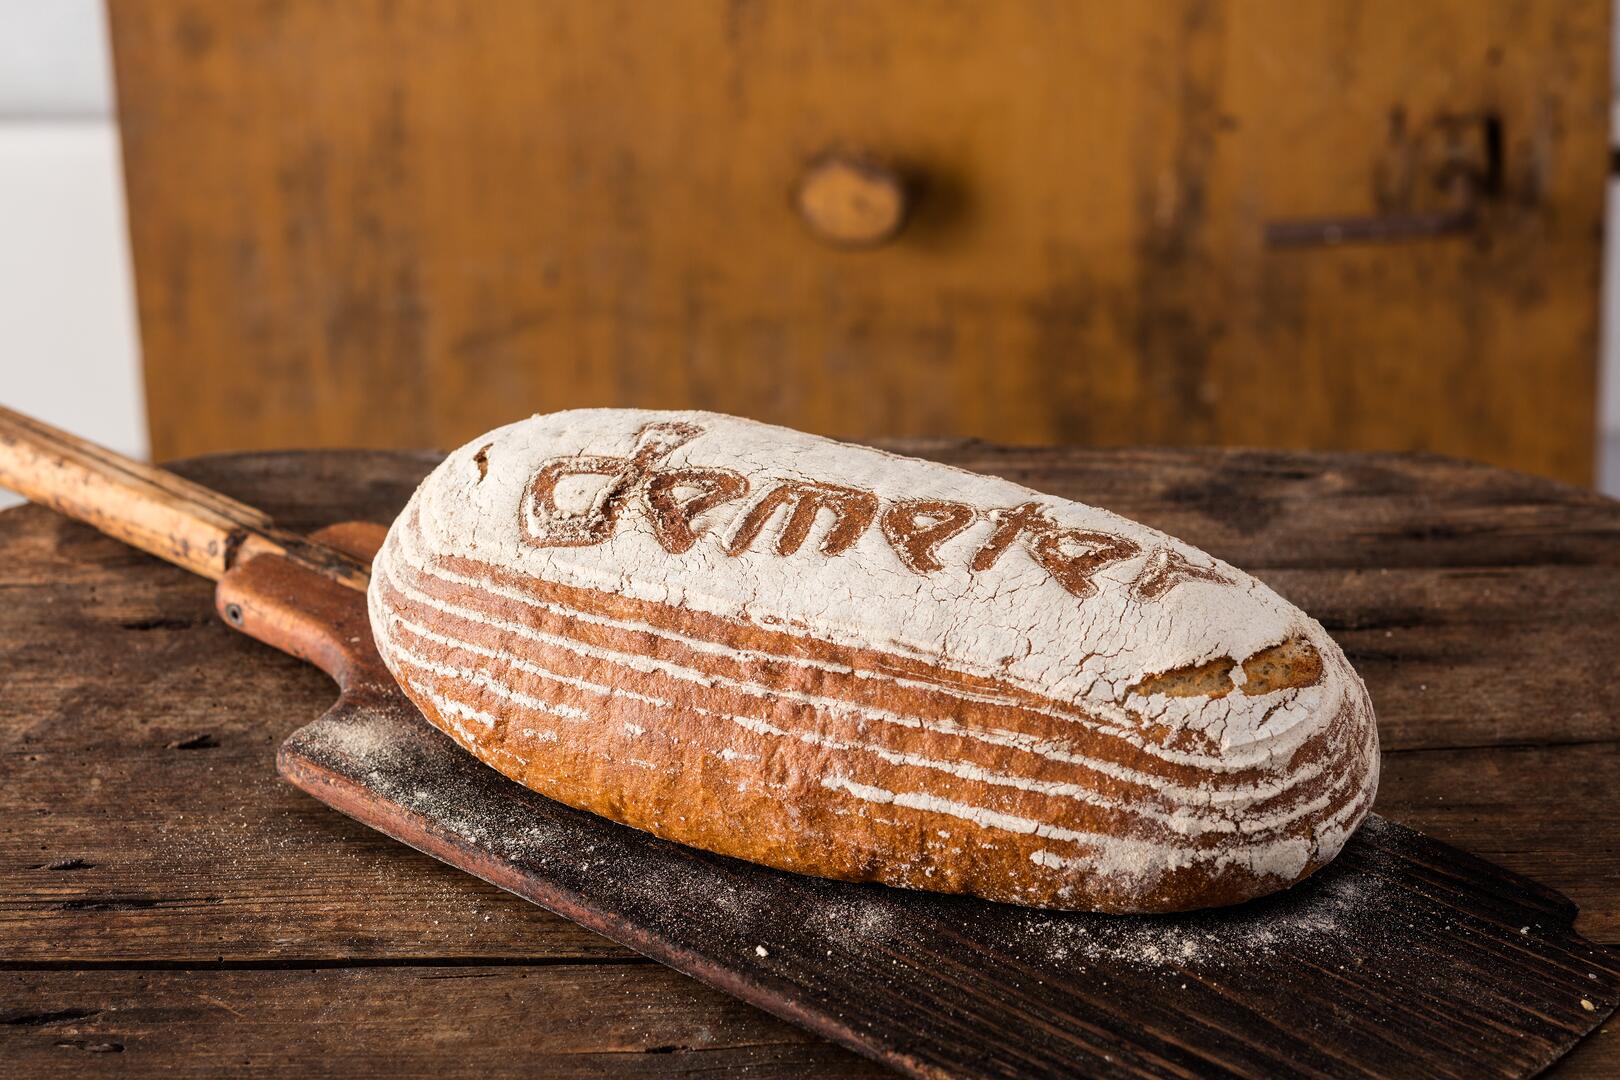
368 409 1378 913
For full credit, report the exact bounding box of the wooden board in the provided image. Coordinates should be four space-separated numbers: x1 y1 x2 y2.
0 966 875 1078
4 446 1620 1076
234 477 1620 1077
280 689 1620 1079
108 1 1609 483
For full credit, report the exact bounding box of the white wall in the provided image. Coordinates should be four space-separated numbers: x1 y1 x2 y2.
0 0 144 509
0 2 1616 503
0 1 117 119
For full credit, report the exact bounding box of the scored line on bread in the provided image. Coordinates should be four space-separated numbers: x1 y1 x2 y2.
369 409 1379 912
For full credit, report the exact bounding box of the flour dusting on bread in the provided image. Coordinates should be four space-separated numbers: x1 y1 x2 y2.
369 409 1379 912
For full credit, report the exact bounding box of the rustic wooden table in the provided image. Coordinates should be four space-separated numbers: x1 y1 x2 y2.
2 446 1616 1077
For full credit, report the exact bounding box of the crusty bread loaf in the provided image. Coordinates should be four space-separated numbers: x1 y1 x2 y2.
368 409 1378 913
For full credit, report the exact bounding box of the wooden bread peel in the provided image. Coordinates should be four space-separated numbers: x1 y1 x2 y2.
2 403 1616 1079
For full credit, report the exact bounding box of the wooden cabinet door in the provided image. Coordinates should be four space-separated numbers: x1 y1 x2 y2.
110 1 1608 483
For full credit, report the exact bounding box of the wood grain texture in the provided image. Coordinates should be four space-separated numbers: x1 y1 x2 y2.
0 404 262 582
3 446 1619 1077
280 703 1617 1078
107 1 1608 483
0 405 370 591
0 966 884 1078
284 509 1608 1075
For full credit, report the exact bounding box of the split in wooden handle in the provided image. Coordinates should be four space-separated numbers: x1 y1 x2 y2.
0 403 369 591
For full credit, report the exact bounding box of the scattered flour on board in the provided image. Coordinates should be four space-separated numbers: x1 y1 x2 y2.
303 708 1405 978
295 716 1600 1029
796 826 1394 972
313 709 410 769
1024 865 1374 968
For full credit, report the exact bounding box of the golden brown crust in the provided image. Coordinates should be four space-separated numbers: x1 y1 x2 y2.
372 512 1375 913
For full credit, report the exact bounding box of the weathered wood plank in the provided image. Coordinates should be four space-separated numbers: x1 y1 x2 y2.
0 965 883 1078
3 447 1618 1076
5 729 1616 965
930 444 1620 572
1375 742 1620 942
2 448 1618 968
1559 1013 1620 1079
0 750 620 964
14 445 1613 576
1261 564 1620 750
275 685 1618 1079
6 556 1613 756
9 447 1620 755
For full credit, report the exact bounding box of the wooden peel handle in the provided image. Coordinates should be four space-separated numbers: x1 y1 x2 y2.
0 403 369 590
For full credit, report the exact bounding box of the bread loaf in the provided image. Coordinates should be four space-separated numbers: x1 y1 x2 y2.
368 409 1378 913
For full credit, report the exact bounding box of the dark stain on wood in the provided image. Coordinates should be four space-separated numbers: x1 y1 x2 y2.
52 897 162 913
1159 473 1282 535
0 1010 100 1028
164 732 220 750
117 615 197 631
28 859 95 872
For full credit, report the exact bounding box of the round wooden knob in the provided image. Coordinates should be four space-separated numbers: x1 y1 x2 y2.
796 155 909 248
